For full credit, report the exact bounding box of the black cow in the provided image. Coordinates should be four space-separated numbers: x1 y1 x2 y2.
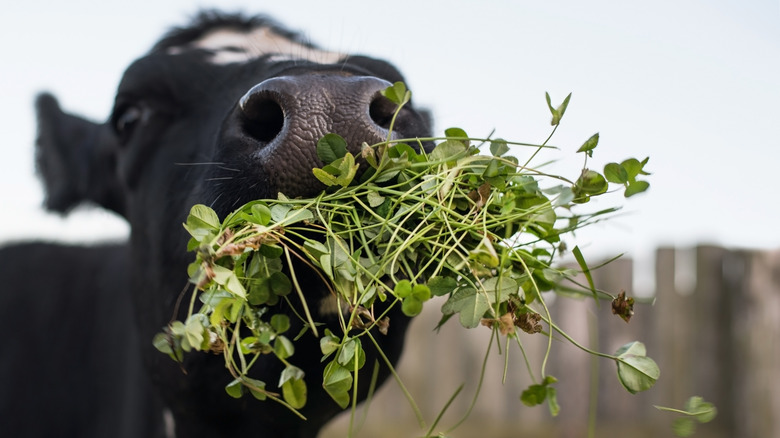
0 11 431 438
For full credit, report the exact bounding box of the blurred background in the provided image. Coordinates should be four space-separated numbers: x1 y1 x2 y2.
2 1 778 437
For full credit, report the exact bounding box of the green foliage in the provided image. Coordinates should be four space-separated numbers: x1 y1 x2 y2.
316 133 348 164
382 81 411 106
604 157 651 198
154 84 666 434
614 341 660 394
577 133 599 157
521 375 560 417
655 396 718 436
545 92 571 126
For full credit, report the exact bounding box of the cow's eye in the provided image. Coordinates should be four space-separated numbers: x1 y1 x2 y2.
114 105 143 139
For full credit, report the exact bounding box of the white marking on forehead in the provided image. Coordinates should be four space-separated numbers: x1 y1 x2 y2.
168 26 345 65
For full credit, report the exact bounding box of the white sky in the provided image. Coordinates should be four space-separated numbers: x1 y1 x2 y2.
2 0 779 272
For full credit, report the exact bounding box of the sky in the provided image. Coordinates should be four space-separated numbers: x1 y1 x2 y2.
2 0 779 281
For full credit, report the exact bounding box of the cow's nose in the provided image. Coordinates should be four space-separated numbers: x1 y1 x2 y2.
238 75 397 154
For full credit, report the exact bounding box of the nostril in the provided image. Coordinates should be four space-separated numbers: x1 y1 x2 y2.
241 94 284 144
368 93 398 130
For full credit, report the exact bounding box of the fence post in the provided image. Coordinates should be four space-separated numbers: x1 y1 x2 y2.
654 246 694 407
729 249 780 437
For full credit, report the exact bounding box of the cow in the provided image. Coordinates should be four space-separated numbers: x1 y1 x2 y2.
0 11 432 438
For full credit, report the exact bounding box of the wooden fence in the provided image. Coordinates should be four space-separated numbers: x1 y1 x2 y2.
321 245 780 438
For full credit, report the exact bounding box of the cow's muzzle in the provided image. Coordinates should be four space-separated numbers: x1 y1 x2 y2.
226 74 402 198
238 74 398 155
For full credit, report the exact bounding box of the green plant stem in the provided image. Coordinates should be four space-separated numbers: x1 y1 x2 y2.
522 124 559 169
540 316 617 361
512 334 538 385
445 329 495 434
502 334 510 384
425 384 463 437
587 311 599 438
348 343 360 438
514 246 554 379
365 331 426 428
354 361 381 434
654 405 715 416
283 246 318 337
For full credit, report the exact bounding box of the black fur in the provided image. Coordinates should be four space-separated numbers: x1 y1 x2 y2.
0 242 164 437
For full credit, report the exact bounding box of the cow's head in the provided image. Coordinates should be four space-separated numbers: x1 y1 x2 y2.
35 11 432 437
39 11 430 219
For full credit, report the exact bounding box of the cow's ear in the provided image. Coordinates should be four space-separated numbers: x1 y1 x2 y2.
35 93 126 217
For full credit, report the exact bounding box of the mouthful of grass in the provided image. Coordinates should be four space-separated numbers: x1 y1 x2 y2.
154 82 654 421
